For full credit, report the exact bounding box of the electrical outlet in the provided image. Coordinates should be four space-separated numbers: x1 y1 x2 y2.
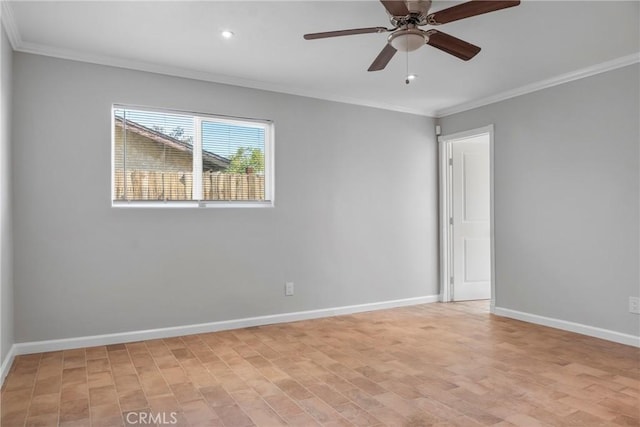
629 297 640 314
285 282 294 296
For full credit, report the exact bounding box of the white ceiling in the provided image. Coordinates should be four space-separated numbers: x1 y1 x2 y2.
4 1 640 116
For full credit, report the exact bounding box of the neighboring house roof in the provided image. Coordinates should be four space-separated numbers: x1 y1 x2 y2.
115 116 230 170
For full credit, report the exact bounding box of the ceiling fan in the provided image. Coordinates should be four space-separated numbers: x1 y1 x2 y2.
303 0 520 72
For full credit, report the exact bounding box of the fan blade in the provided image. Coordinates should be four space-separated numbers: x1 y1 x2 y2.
427 30 481 61
380 0 410 16
304 27 388 40
427 1 520 25
368 44 397 71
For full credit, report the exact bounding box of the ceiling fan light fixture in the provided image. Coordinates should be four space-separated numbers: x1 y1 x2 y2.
303 0 521 71
388 30 426 52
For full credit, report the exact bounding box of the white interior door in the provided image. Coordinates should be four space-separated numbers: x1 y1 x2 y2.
452 135 491 301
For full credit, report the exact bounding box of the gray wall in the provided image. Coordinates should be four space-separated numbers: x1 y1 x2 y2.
440 64 640 336
1 24 14 365
12 53 439 343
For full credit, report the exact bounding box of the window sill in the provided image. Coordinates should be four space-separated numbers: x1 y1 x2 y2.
112 200 274 209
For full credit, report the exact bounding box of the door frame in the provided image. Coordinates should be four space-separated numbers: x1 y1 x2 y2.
438 125 495 307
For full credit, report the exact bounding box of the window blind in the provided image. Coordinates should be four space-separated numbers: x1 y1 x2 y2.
113 106 271 205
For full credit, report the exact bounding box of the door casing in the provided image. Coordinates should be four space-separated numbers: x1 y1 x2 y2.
438 125 495 309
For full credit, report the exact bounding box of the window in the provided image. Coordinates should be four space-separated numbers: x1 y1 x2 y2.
112 105 273 207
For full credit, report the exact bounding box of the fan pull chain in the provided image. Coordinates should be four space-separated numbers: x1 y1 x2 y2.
405 49 410 85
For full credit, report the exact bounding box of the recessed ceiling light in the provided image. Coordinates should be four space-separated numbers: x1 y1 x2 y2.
221 30 234 39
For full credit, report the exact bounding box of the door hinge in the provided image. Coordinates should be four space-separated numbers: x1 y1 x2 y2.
448 158 453 166
450 276 454 285
449 217 453 225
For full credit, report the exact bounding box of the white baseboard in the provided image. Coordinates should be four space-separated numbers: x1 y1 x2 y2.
0 344 17 386
10 295 439 357
493 306 640 348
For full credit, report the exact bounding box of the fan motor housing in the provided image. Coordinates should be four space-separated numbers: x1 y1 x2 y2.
388 0 433 26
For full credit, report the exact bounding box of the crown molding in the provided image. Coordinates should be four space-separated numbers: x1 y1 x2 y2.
3 1 637 120
14 39 434 117
434 52 640 118
1 0 21 49
0 0 433 117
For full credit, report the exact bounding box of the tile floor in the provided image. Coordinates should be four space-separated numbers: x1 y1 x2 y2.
1 301 638 426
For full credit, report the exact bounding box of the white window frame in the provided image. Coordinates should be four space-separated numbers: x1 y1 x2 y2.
111 104 274 208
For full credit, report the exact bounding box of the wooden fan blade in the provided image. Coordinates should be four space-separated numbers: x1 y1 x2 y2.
368 44 397 71
427 1 520 25
380 0 410 16
304 27 388 40
427 30 481 61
